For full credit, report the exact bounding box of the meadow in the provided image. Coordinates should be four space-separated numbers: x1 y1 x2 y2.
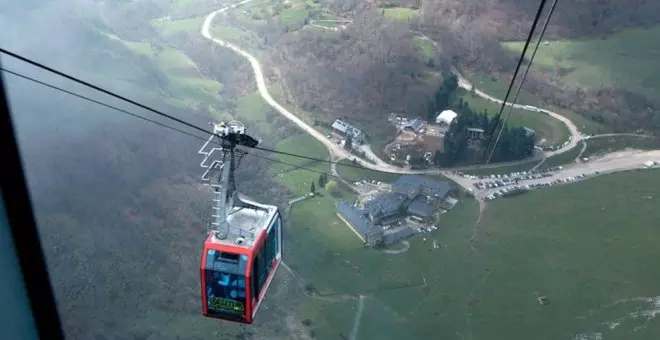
279 165 660 339
465 73 610 136
582 135 660 159
383 7 418 21
502 25 660 104
460 89 570 147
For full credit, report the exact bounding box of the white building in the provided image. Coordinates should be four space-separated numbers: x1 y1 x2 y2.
435 110 458 125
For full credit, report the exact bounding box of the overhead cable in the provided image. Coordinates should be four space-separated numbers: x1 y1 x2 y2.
485 0 560 164
0 64 369 173
481 0 549 163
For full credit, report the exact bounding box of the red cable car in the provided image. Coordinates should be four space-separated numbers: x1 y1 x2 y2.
198 121 282 324
200 201 282 324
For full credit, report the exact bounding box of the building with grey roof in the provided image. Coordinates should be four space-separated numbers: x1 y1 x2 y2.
406 196 437 221
363 192 408 225
336 176 453 247
336 200 382 244
392 175 451 200
403 118 424 133
331 119 366 144
382 226 416 245
467 127 485 140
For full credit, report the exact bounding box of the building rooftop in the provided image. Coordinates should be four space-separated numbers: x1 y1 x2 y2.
392 175 451 199
332 119 364 138
436 110 458 125
523 127 536 137
407 196 436 218
403 118 424 132
363 192 408 220
336 200 380 237
467 127 485 132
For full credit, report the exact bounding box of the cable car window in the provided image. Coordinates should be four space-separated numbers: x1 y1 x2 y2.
265 217 280 269
205 249 247 275
252 249 268 301
205 271 246 317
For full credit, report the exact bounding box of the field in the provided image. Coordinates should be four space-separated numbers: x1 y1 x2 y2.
269 134 332 196
414 37 436 59
228 0 322 27
460 89 570 146
464 141 585 176
336 159 404 184
234 90 276 135
151 16 204 36
382 7 418 21
502 25 660 104
540 141 584 168
466 73 610 135
582 135 660 159
106 34 225 111
278 167 660 339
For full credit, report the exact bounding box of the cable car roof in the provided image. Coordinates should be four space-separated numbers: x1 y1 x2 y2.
209 196 278 249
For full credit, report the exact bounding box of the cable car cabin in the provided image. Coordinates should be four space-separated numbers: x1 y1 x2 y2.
200 198 282 324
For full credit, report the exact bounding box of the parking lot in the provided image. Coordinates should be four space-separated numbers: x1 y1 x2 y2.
445 149 660 202
455 166 574 201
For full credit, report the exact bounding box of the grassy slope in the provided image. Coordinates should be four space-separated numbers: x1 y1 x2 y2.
502 25 660 103
460 89 570 146
283 169 660 339
414 37 436 60
383 7 418 21
234 90 274 135
336 159 401 183
466 73 610 135
464 141 584 176
111 35 224 111
151 16 204 36
583 136 660 158
270 134 331 196
468 169 660 339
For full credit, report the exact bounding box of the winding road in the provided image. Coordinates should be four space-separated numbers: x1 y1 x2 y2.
202 4 406 174
201 2 658 185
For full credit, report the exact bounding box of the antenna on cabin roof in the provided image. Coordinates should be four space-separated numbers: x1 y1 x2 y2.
198 120 259 239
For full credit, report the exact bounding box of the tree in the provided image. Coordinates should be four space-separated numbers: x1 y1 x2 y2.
310 181 316 194
324 180 339 197
344 134 353 150
426 100 437 123
318 174 326 187
432 150 442 165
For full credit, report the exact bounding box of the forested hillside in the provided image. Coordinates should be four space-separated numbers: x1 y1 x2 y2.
250 0 660 135
273 10 432 123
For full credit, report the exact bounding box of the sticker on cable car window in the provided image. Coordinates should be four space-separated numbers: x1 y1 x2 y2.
209 297 245 312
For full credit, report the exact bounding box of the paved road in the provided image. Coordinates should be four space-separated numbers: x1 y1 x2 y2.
455 149 660 199
202 2 411 174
